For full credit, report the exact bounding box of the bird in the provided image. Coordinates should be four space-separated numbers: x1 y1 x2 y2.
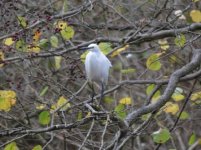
85 43 112 103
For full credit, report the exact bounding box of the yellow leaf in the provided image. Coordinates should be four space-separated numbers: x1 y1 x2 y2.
0 90 16 112
119 97 132 105
0 98 12 111
0 90 16 100
190 91 201 101
158 39 169 50
55 56 62 70
35 104 46 110
146 54 162 71
33 30 42 42
0 51 4 67
4 38 15 46
172 87 185 101
111 45 129 57
86 112 91 118
190 10 201 23
10 99 16 106
57 96 70 111
172 93 185 101
163 102 179 115
55 20 68 30
27 45 41 53
50 104 57 112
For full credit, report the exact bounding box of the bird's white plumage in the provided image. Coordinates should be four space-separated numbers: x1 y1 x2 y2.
85 44 112 85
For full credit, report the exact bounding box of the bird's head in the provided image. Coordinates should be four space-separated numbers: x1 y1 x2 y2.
88 43 100 52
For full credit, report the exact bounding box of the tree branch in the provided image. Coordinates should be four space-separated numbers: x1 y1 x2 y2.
125 49 201 126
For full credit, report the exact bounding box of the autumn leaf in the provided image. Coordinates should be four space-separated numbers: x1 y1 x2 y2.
190 91 201 101
56 20 68 30
111 45 129 57
119 97 132 105
158 39 169 50
27 45 41 53
4 37 15 46
172 87 185 101
190 10 201 23
0 90 17 112
33 30 42 42
57 96 70 111
35 104 46 110
163 102 179 115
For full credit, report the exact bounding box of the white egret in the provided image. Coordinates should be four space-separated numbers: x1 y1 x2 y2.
85 43 112 103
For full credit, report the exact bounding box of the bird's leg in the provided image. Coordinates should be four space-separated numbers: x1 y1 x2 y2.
88 82 95 102
91 83 95 102
99 82 104 106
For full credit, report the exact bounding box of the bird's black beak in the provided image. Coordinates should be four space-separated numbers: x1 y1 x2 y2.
79 47 93 51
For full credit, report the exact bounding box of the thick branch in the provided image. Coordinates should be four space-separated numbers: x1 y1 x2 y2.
125 49 201 126
126 23 201 43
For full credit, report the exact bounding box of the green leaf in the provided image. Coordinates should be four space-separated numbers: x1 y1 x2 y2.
152 128 171 144
114 104 127 120
103 96 114 104
146 54 161 71
57 96 70 111
174 34 186 47
15 39 26 52
39 39 49 48
39 86 49 97
4 142 19 150
39 110 50 125
179 111 190 120
50 35 59 48
54 56 62 70
80 51 89 63
98 42 112 55
17 16 27 28
60 26 75 40
121 68 136 74
32 145 42 150
77 111 82 121
188 133 196 145
146 84 161 102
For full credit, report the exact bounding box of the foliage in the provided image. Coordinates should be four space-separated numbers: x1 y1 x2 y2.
0 0 201 149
